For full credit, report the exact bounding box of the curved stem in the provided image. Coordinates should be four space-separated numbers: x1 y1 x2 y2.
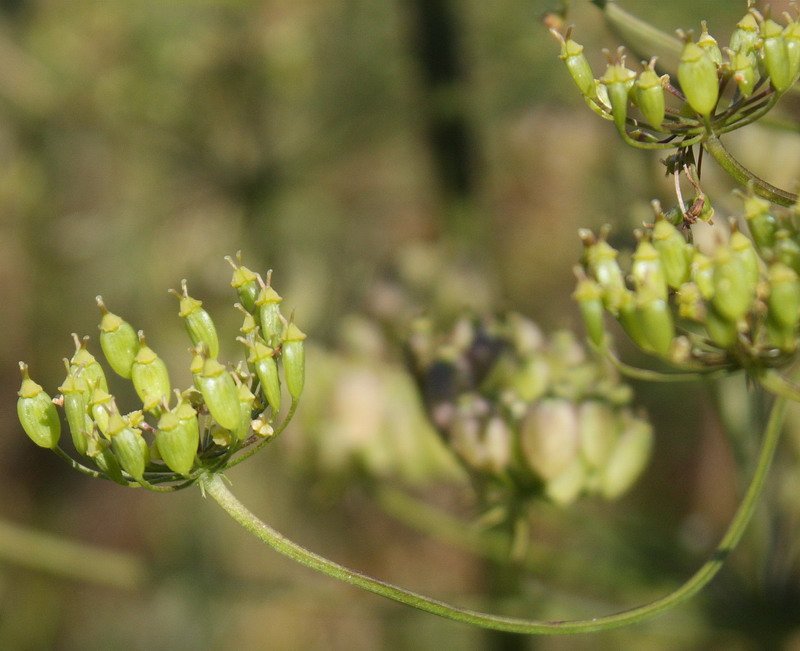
702 135 797 207
201 396 786 635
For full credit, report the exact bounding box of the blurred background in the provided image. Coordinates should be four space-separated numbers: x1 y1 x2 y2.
1 1 800 649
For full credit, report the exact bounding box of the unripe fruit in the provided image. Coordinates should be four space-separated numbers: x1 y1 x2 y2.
156 400 199 475
195 357 242 431
131 332 171 413
97 297 140 379
17 362 61 449
69 334 108 393
678 42 719 116
170 279 219 358
225 252 261 314
282 321 307 401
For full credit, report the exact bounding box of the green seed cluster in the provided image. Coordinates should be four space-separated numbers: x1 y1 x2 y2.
16 254 305 490
575 196 800 371
407 314 653 506
553 6 800 148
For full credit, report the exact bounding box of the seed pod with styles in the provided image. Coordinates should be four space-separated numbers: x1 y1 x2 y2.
282 320 307 401
107 409 148 483
652 217 692 289
740 191 777 252
730 12 760 60
58 360 93 456
601 415 653 500
156 399 199 476
69 334 108 393
678 41 719 116
697 21 722 65
631 236 667 300
194 356 242 432
572 269 606 348
600 61 636 132
225 252 261 314
635 286 675 357
762 19 794 92
234 382 256 442
731 50 757 97
97 297 140 379
553 29 597 99
241 336 282 413
170 279 219 358
17 362 61 449
131 332 171 413
256 275 284 346
634 63 666 129
711 248 754 323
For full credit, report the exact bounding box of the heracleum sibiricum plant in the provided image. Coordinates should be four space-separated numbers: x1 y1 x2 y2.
13 1 800 638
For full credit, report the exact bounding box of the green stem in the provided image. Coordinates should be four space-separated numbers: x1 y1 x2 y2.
702 135 797 207
200 395 786 635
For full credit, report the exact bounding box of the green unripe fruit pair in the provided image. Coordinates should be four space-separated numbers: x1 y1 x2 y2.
69 334 108 393
17 362 61 449
652 219 692 289
678 41 719 116
761 19 796 93
256 276 284 346
600 61 636 132
242 336 282 413
634 66 666 129
170 279 219 359
555 31 597 99
225 253 261 314
58 360 93 456
282 321 307 401
194 355 242 432
97 297 140 379
156 399 200 476
572 270 605 348
106 409 148 482
131 332 171 413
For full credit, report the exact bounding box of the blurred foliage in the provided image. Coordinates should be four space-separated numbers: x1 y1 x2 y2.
2 1 799 649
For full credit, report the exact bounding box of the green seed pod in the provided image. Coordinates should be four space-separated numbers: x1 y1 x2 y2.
97 296 140 379
281 321 307 401
617 290 654 353
69 334 108 393
762 19 794 92
131 332 171 413
519 399 579 481
554 30 597 99
691 252 715 300
578 401 616 470
731 51 757 97
631 237 667 300
697 21 722 65
156 401 199 475
785 20 800 81
195 357 242 431
17 362 61 449
729 227 760 293
740 191 777 252
234 383 256 442
704 304 738 348
600 61 636 131
90 443 127 485
572 268 606 348
545 458 585 506
676 282 706 322
89 386 113 435
107 411 148 482
635 289 675 357
775 230 800 274
58 360 93 456
652 218 692 289
579 229 627 313
601 415 653 500
634 65 666 129
767 262 800 329
730 12 760 59
711 248 754 323
255 274 284 345
678 41 719 116
170 279 219 359
225 252 261 314
243 336 282 413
